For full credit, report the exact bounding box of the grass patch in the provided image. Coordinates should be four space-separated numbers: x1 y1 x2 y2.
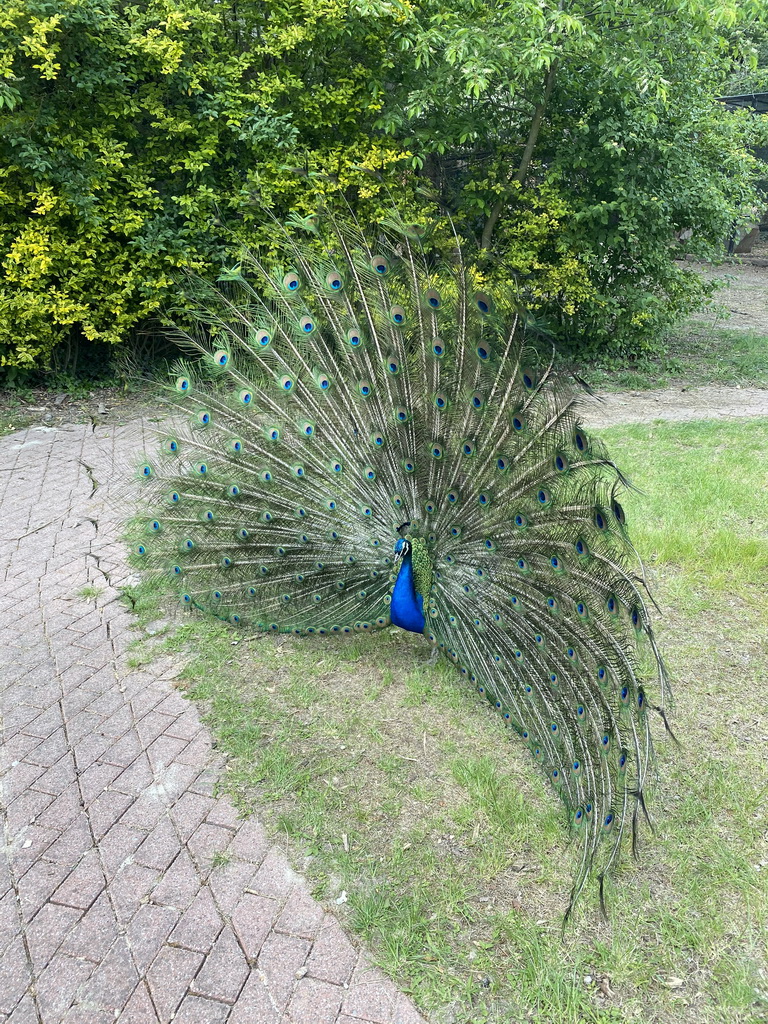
127 419 768 1024
581 328 768 392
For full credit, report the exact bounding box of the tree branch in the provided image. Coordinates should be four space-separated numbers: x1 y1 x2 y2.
481 59 559 250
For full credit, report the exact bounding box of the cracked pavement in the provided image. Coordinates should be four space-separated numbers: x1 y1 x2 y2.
0 422 425 1024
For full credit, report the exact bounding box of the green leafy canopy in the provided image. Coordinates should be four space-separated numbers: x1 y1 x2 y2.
0 0 766 371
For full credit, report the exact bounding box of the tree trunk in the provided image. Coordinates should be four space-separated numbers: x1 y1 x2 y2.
481 59 559 251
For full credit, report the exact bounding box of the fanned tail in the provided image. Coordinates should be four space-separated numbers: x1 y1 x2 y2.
131 206 671 916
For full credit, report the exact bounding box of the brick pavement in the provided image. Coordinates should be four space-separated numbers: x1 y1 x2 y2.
0 423 426 1024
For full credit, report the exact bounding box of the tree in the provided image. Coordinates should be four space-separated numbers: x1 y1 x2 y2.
374 0 768 354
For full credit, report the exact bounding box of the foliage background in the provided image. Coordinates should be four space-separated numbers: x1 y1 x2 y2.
0 0 767 374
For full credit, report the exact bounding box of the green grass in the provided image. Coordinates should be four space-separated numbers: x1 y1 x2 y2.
126 418 768 1024
581 328 768 392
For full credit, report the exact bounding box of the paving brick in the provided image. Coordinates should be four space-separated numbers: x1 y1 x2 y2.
174 734 213 767
205 799 241 830
190 924 249 1004
287 977 343 1024
19 705 62 739
275 886 326 940
257 931 311 1012
2 760 45 801
342 965 402 1024
169 792 215 842
6 994 39 1024
118 792 167 831
86 689 125 718
98 822 146 878
207 859 256 916
126 903 179 974
228 973 282 1024
306 916 359 987
146 735 188 771
172 995 230 1023
116 982 159 1024
168 885 222 953
188 767 219 798
32 752 77 795
391 993 428 1024
51 850 105 910
35 953 94 1024
61 892 120 963
88 789 133 840
231 893 278 962
135 711 176 747
10 824 60 876
133 816 179 872
65 711 104 745
186 822 232 873
110 756 154 797
5 788 55 837
41 814 92 872
80 936 139 1014
25 727 69 769
0 421 424 1024
146 945 205 1023
0 937 32 1016
101 731 143 769
17 858 71 921
0 891 21 947
42 782 84 831
77 762 121 804
163 711 201 743
73 732 112 771
60 1008 117 1024
247 845 297 900
129 687 164 721
95 705 134 739
149 851 200 912
25 901 82 970
109 862 160 925
2 730 43 763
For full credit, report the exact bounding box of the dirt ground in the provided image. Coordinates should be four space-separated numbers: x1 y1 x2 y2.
579 384 768 429
692 238 768 334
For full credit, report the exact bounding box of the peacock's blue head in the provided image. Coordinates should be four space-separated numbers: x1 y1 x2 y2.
394 537 406 555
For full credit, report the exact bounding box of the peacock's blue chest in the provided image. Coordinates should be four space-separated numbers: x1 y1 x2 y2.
391 536 428 630
390 551 426 634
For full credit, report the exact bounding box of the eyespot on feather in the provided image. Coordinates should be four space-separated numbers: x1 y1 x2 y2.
474 291 493 314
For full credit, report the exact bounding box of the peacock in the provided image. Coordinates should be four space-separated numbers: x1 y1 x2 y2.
131 207 672 916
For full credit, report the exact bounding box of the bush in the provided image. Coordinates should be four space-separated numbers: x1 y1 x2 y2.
0 0 411 370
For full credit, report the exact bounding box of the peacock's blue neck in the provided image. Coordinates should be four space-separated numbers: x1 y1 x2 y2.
390 552 426 634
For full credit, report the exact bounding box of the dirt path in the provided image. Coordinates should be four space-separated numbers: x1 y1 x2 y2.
580 384 768 429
